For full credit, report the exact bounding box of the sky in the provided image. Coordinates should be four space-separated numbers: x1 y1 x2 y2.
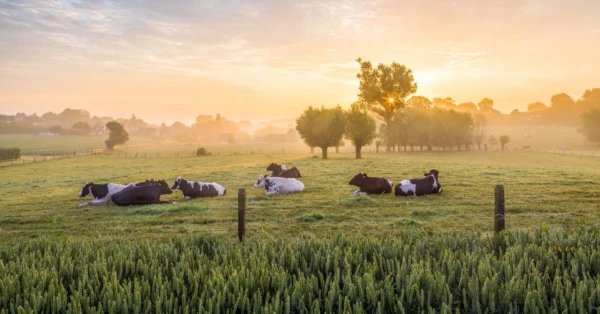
1 0 600 125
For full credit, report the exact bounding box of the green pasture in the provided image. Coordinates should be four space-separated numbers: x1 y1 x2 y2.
1 150 599 244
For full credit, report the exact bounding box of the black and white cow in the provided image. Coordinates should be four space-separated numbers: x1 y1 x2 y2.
348 173 393 196
394 169 443 196
111 180 173 206
266 163 302 178
78 182 137 207
254 175 304 195
171 177 226 199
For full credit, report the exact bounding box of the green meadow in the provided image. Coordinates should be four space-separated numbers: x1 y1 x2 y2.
1 149 599 244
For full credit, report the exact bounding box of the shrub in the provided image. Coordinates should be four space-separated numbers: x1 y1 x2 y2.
196 147 208 156
0 147 20 161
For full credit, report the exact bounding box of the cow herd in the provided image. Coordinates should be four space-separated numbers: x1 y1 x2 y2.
77 162 442 207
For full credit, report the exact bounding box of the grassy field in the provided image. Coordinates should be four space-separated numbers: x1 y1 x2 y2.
1 150 599 244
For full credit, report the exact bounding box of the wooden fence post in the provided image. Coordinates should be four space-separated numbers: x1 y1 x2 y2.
495 185 505 234
238 189 246 242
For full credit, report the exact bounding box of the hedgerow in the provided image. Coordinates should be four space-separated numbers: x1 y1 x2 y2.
1 227 599 313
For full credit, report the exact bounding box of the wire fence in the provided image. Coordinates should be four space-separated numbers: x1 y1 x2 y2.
1 145 599 169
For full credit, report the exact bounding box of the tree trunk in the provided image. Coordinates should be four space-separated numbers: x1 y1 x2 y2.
321 147 328 159
385 118 392 152
310 147 314 153
376 145 380 153
335 146 340 153
355 146 362 159
477 143 481 150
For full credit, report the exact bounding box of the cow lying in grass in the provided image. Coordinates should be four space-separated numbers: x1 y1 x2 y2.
348 173 393 196
395 169 443 196
254 175 304 195
78 181 137 207
171 177 226 199
111 180 174 206
266 163 302 178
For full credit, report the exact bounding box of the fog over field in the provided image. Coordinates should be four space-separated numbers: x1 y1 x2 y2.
2 0 600 312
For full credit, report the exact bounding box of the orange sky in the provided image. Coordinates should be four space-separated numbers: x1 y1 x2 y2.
1 0 600 124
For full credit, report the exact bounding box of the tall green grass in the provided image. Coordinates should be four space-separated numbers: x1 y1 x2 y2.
1 228 599 313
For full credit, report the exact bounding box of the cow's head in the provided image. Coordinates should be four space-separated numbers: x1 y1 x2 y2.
266 163 280 172
254 175 268 187
78 182 93 197
424 169 439 179
152 180 173 195
171 177 187 190
349 173 367 186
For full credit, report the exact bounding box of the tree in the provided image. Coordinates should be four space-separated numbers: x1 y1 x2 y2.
105 121 129 150
472 113 488 150
488 135 498 149
499 135 510 150
527 101 547 112
344 103 377 159
578 108 600 143
477 98 495 113
432 97 456 110
456 102 478 113
72 121 92 136
296 106 346 159
356 58 417 151
406 96 432 112
550 93 575 108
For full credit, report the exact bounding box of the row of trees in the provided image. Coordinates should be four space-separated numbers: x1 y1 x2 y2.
296 59 517 159
296 105 376 159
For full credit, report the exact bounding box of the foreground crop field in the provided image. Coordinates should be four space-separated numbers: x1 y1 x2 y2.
1 228 600 313
1 151 599 244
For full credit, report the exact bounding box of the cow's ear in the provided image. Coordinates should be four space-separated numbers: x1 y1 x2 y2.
424 173 428 176
362 173 367 177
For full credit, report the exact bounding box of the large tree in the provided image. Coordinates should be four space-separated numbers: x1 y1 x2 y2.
578 108 600 143
356 58 417 151
472 113 488 150
105 121 129 150
296 106 345 159
477 98 495 113
345 103 377 159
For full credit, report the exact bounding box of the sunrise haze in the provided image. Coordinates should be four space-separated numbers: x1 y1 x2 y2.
1 0 600 124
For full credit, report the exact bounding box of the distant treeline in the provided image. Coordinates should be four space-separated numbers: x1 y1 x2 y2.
0 148 20 161
0 109 300 144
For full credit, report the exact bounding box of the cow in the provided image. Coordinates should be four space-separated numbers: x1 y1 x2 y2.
78 181 137 207
171 177 226 199
262 177 304 195
266 163 302 178
348 173 393 196
394 169 443 197
111 180 173 206
254 174 270 188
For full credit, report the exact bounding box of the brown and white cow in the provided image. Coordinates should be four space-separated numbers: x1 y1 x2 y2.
394 169 443 196
348 173 393 196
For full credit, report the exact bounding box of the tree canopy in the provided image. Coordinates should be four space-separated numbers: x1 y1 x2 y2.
356 58 417 151
296 106 345 159
105 121 129 150
578 108 600 143
344 103 377 159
